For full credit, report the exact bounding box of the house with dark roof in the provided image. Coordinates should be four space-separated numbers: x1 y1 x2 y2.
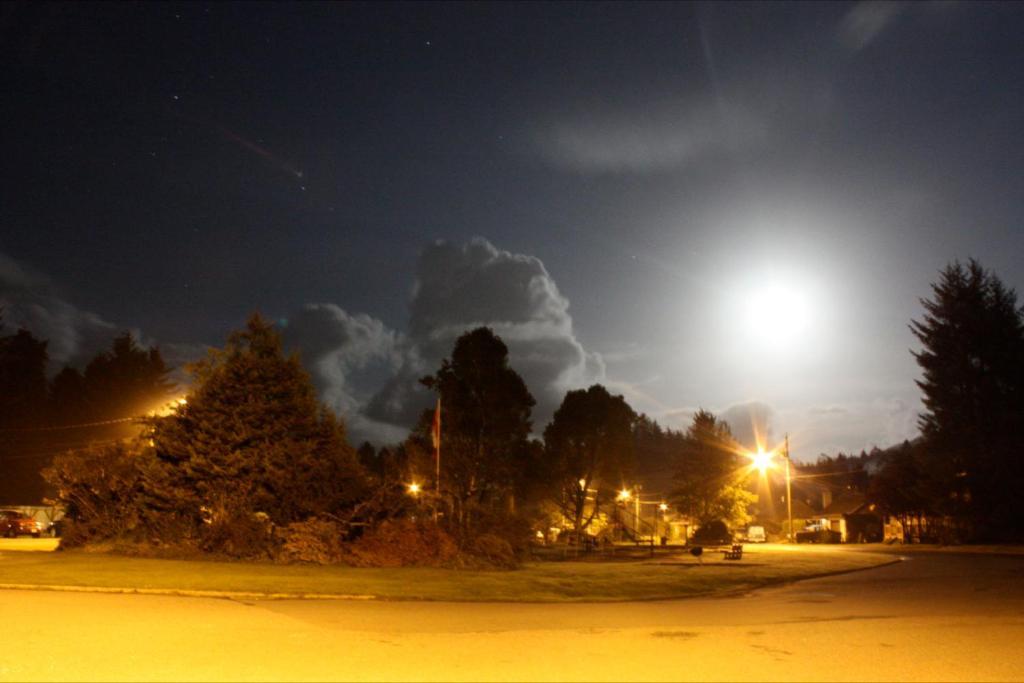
821 491 883 543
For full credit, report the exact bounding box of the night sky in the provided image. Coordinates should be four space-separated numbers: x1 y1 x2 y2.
3 2 1023 457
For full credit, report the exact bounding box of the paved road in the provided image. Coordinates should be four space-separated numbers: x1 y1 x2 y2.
2 551 1023 681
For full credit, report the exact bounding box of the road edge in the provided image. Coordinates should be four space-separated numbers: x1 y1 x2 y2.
0 582 376 601
0 555 901 603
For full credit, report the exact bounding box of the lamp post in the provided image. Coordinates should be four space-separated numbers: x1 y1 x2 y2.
783 434 793 542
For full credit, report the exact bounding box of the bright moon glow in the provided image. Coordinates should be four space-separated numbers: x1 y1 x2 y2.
743 280 811 349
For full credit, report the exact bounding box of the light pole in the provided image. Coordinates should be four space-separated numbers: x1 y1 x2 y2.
634 484 642 533
784 434 793 542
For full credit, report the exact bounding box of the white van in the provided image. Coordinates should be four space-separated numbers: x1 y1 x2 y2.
746 526 767 543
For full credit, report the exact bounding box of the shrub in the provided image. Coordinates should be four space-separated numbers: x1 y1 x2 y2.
468 533 517 569
279 518 345 564
43 441 144 548
199 509 277 559
341 519 459 567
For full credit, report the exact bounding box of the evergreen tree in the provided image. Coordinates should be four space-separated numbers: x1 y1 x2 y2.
867 441 933 543
670 410 755 529
543 384 637 541
633 414 687 487
83 332 175 419
48 366 89 424
143 314 366 543
910 259 1024 540
0 328 49 427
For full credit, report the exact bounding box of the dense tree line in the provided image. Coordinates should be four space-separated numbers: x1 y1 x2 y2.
34 255 1024 559
1 313 174 503
37 318 780 559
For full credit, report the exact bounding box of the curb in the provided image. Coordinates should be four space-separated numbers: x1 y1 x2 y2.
0 583 376 601
711 556 905 600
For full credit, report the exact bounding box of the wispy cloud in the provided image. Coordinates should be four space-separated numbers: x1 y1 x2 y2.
838 1 907 52
535 99 766 174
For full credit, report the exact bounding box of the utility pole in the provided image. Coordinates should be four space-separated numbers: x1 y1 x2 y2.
785 433 793 542
635 484 642 540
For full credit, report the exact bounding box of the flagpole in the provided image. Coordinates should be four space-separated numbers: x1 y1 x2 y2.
433 397 441 523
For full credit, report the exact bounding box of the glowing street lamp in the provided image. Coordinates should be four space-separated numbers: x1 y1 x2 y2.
749 448 774 475
617 488 632 502
782 434 793 542
406 482 422 496
749 440 794 540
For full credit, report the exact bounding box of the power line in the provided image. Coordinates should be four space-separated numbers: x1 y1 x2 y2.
0 438 126 461
0 416 139 433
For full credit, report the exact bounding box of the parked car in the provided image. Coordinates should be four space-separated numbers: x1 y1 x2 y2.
745 525 767 543
796 521 841 544
0 510 45 538
692 520 733 546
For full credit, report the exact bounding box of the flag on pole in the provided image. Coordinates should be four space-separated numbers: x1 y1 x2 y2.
431 397 441 451
432 397 442 521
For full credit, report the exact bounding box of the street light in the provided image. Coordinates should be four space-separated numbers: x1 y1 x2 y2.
406 482 422 496
749 448 774 475
745 437 794 541
782 434 793 542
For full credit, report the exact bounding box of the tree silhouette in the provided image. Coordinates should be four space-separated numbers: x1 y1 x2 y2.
0 328 49 427
82 332 175 419
420 327 535 534
911 259 1024 540
670 410 755 529
143 314 366 549
543 384 637 542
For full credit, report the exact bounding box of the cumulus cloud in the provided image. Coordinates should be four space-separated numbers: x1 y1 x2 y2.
535 99 765 174
838 1 907 51
288 238 605 444
282 303 408 444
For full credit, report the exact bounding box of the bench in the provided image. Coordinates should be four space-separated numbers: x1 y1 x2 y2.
723 543 743 560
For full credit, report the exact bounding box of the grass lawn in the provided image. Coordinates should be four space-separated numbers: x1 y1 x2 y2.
0 543 894 602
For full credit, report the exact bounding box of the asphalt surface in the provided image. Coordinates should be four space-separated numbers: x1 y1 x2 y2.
2 551 1023 681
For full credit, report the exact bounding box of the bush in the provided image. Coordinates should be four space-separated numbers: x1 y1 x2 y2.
43 441 144 548
199 510 277 560
465 510 534 558
468 533 517 569
341 519 459 567
279 518 345 564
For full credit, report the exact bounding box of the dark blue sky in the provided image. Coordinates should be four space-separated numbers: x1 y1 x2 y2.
3 2 1023 454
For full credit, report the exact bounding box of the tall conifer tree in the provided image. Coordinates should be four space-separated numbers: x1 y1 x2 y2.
911 259 1024 539
144 314 365 539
